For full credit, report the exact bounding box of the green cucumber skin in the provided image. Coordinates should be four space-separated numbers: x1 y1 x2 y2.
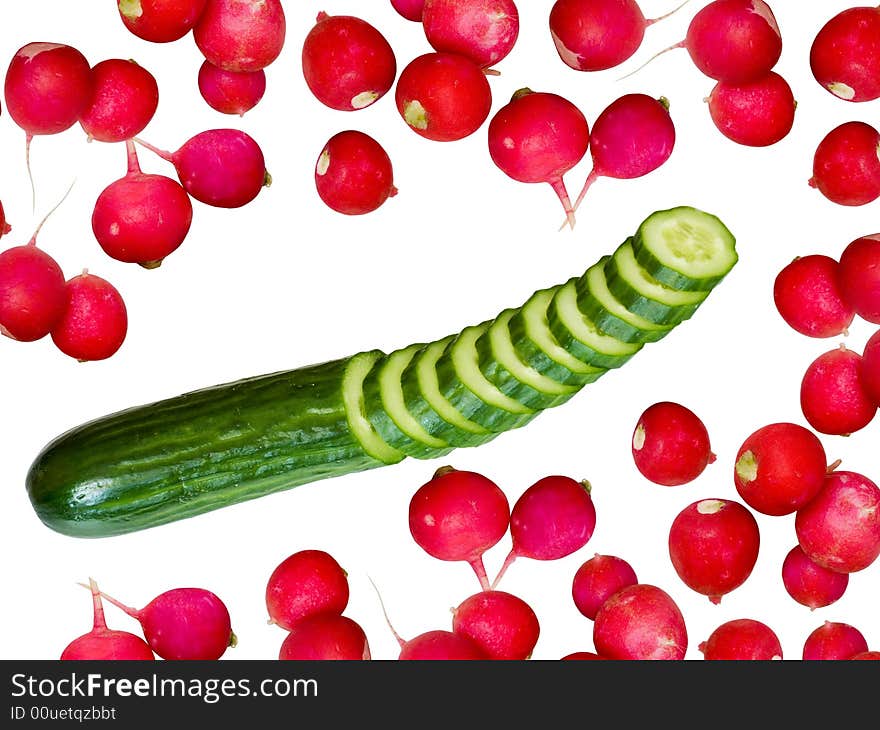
603 260 702 326
630 241 726 292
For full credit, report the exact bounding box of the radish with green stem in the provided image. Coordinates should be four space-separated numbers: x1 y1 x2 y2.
197 60 265 116
51 271 128 362
79 59 159 143
421 0 520 70
781 544 849 609
838 234 880 324
117 0 208 43
802 621 869 661
698 619 782 660
773 254 855 338
451 590 540 660
571 554 638 621
706 71 796 147
810 6 880 103
279 614 370 660
809 121 880 207
193 0 286 72
265 549 350 631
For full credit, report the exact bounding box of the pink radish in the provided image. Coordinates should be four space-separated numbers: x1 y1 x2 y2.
193 0 286 72
61 579 155 660
773 254 855 338
391 0 425 22
803 621 869 661
571 553 638 621
197 60 266 116
781 544 849 610
852 651 880 660
487 88 590 230
561 651 607 660
117 0 208 43
698 618 782 660
861 328 880 405
810 6 880 103
452 590 540 660
265 549 350 631
302 13 396 112
314 130 397 216
79 58 159 143
398 629 487 659
51 271 128 362
279 614 370 660
92 141 193 268
395 52 492 142
706 71 796 147
809 121 880 207
838 234 880 324
421 0 520 70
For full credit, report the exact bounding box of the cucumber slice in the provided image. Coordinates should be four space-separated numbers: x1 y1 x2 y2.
631 206 738 292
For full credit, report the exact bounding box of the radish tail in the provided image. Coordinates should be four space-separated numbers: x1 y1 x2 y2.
490 549 517 590
77 581 141 620
87 578 110 632
617 39 685 81
646 0 693 26
132 136 175 163
367 576 407 649
25 133 35 213
27 179 76 246
468 556 491 591
558 167 601 231
548 177 577 231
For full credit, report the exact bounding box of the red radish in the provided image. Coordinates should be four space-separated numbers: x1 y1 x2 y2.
733 422 828 517
135 129 269 208
571 554 638 621
265 549 349 631
803 621 869 661
592 583 687 660
561 651 606 660
773 254 855 338
193 0 286 72
79 59 159 143
408 466 510 590
395 52 492 142
698 618 782 660
278 614 370 660
197 60 266 116
852 651 880 660
810 6 880 103
391 0 425 22
838 234 880 324
421 0 520 69
398 629 487 659
706 71 796 147
799 344 877 436
668 498 760 604
795 469 880 574
451 590 540 660
314 130 397 216
61 579 155 661
487 88 590 230
631 401 715 486
302 13 396 112
51 271 128 362
782 544 849 609
809 121 880 207
117 0 208 43
861 328 880 405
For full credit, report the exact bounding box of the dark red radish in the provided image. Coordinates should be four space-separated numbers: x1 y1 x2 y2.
395 52 492 142
592 583 687 660
631 401 715 486
706 71 796 147
838 234 880 324
397 629 487 659
799 344 877 436
135 129 269 208
421 0 519 70
193 0 286 72
0 244 66 342
409 467 510 590
782 544 849 610
487 88 590 230
452 590 540 660
302 13 396 112
79 58 159 143
810 6 880 103
117 0 208 43
561 651 607 660
668 498 760 604
278 614 370 660
861 328 880 405
773 254 855 338
265 549 349 631
809 121 880 207
803 621 869 661
852 651 880 660
391 0 425 22
698 618 782 660
0 201 10 238
197 60 265 116
733 422 828 517
795 469 880 574
314 130 396 216
571 554 638 621
51 271 128 362
61 579 155 661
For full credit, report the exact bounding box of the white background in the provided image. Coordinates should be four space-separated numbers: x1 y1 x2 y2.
1 0 879 661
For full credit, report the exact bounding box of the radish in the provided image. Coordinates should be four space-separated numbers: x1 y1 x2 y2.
706 71 796 147
571 553 638 621
51 271 128 362
79 58 159 143
193 0 286 72
592 583 687 660
838 234 880 324
668 498 760 604
809 121 880 207
852 651 880 660
810 6 880 103
265 549 350 631
698 618 782 660
487 88 590 230
395 52 492 142
314 130 397 216
61 579 155 660
421 0 520 70
795 469 880 574
782 542 850 609
773 254 855 338
397 629 487 659
631 401 715 486
861 328 880 406
799 344 877 436
135 129 269 208
451 590 540 660
197 60 266 116
302 13 396 112
733 422 829 517
391 0 425 22
803 621 869 661
561 651 606 659
117 0 208 43
278 614 370 660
